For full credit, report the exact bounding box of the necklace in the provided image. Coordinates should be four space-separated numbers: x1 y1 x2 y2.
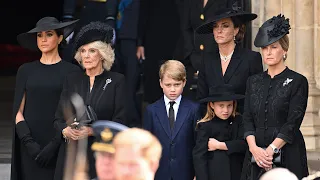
219 49 234 62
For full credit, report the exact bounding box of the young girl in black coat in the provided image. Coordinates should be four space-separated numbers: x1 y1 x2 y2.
193 84 247 180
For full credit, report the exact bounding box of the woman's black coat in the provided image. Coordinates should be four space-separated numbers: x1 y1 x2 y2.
197 45 263 114
53 70 126 180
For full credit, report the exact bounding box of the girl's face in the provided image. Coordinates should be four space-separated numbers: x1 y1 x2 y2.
210 101 234 120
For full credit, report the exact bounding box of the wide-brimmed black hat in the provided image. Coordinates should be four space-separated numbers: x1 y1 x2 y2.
199 84 244 103
17 17 79 51
73 21 115 51
254 14 290 47
91 120 128 153
196 2 257 34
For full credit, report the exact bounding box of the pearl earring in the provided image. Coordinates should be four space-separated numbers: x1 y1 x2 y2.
283 54 287 60
234 36 236 41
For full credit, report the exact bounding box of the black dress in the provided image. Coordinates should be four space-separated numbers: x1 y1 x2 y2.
197 45 263 114
193 115 247 180
241 67 309 180
54 70 126 180
11 60 80 180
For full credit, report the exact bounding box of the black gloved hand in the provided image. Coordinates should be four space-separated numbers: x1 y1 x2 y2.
16 121 41 160
35 130 62 167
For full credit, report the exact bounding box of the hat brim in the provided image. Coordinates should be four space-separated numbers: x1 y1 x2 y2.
199 94 245 103
91 142 115 153
17 19 79 51
196 13 257 34
254 25 288 47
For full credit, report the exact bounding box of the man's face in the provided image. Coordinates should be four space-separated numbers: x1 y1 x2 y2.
95 151 115 180
115 146 151 180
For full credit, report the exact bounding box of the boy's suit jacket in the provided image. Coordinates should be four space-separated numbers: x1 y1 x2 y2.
143 97 200 180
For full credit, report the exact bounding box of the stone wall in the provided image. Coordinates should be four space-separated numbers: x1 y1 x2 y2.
251 0 320 150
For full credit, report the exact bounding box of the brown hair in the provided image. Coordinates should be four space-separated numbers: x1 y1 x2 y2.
159 60 186 81
197 101 238 127
231 16 246 43
278 35 289 60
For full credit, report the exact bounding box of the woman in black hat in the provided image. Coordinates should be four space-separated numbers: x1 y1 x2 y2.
195 3 263 115
193 84 247 180
11 17 80 180
53 21 126 180
241 14 309 180
182 0 232 100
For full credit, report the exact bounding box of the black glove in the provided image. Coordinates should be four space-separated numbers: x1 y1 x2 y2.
35 130 62 167
15 121 41 160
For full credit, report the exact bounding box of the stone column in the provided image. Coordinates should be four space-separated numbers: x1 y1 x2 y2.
295 0 320 150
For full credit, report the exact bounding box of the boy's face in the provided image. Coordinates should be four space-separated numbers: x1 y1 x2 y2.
160 74 186 101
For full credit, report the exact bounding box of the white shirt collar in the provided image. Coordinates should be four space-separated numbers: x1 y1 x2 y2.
163 95 182 106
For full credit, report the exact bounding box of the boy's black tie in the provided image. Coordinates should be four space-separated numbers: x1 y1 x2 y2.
169 101 175 129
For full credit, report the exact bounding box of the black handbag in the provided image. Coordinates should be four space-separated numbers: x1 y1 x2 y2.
70 105 98 129
251 148 282 165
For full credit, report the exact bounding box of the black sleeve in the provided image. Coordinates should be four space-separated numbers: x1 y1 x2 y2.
193 122 209 180
225 116 247 154
62 0 77 20
11 64 31 180
112 75 127 125
137 0 149 46
182 0 194 60
105 0 120 28
243 77 256 139
277 76 309 144
54 74 71 133
143 106 153 133
249 52 263 76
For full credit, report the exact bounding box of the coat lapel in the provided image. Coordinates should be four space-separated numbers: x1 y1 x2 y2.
223 46 242 83
210 51 224 82
155 98 171 138
172 98 190 139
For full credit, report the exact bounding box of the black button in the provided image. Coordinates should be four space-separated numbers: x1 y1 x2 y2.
265 127 268 130
269 85 272 89
265 109 268 113
265 101 268 104
265 118 267 122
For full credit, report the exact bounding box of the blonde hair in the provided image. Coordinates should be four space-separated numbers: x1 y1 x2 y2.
197 101 238 125
74 41 115 71
159 60 186 81
113 128 162 164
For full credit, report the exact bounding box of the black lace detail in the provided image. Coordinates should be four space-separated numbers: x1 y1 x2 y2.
267 14 291 40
